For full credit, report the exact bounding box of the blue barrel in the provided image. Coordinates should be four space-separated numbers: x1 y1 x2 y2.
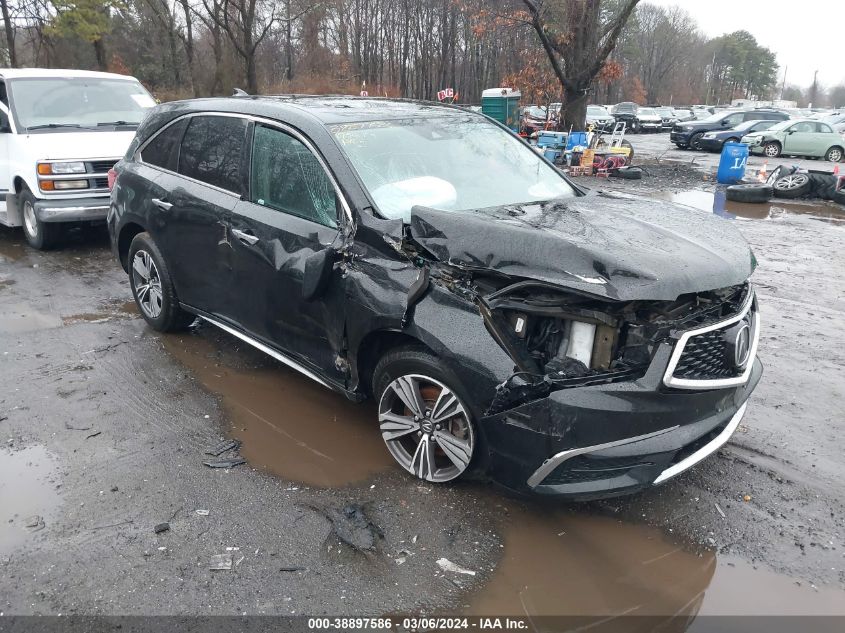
717 142 748 184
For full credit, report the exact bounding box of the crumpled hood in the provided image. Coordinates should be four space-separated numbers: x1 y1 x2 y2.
408 191 755 301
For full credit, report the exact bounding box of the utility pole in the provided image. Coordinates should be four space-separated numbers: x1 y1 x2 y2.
780 65 787 100
809 69 818 108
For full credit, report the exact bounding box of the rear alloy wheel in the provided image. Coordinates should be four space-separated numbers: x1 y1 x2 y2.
772 173 811 199
763 142 782 158
824 146 843 162
128 232 195 332
377 370 475 483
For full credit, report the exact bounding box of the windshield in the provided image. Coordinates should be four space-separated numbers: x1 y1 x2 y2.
639 108 657 116
587 106 610 116
766 120 794 132
8 77 155 131
330 115 577 221
613 103 636 114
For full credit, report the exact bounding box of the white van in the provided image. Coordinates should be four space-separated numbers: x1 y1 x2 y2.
0 69 155 249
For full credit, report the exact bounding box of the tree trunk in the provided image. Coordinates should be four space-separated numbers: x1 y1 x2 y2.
1 0 17 68
246 56 258 94
93 37 108 71
560 84 588 132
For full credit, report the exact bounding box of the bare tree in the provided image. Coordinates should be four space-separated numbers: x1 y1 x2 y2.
522 0 640 129
1 0 18 66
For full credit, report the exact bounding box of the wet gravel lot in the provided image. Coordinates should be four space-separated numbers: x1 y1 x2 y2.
2 151 845 619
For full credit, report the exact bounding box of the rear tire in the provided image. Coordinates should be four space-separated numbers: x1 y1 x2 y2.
127 232 195 332
20 186 61 250
824 146 843 163
373 346 484 483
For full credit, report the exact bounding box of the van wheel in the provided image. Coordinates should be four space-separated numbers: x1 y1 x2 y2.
373 347 482 484
128 232 195 332
20 186 61 250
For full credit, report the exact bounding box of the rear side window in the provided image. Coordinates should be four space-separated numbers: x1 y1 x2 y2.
140 119 187 171
178 115 248 194
817 123 833 133
250 124 337 228
724 113 743 125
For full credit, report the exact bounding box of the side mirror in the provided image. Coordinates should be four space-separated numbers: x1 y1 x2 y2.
302 247 340 302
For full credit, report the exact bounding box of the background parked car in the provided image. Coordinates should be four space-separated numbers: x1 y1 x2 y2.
635 107 663 132
672 108 695 123
611 102 640 132
521 105 551 136
742 119 845 162
671 109 789 150
655 106 677 129
586 105 615 132
698 119 777 152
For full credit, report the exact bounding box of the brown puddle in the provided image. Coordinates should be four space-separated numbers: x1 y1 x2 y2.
654 189 845 224
0 445 62 555
160 330 393 487
468 503 845 620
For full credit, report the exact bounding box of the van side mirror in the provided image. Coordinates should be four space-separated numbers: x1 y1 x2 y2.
302 247 340 301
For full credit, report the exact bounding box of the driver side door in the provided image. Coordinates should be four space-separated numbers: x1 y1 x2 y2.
228 122 347 383
782 122 814 154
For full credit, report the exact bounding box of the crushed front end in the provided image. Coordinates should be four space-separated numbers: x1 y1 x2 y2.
477 281 762 499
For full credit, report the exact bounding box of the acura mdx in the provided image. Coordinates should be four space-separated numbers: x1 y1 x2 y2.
108 96 762 499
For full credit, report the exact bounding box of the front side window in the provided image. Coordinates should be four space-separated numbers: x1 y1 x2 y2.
7 77 154 131
250 124 337 228
178 115 248 194
330 115 576 221
140 119 188 171
790 122 814 133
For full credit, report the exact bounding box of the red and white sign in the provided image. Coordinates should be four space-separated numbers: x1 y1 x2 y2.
437 88 454 102
360 90 368 97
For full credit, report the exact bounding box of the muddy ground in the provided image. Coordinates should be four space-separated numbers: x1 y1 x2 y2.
1 160 845 621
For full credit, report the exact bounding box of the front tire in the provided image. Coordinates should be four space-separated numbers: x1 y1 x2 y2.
689 132 705 150
373 347 481 484
128 232 195 332
763 142 781 158
20 186 61 250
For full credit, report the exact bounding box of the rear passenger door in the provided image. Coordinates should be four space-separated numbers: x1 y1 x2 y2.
228 122 346 381
154 114 249 317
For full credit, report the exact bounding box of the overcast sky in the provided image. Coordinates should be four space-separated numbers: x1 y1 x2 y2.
646 0 843 89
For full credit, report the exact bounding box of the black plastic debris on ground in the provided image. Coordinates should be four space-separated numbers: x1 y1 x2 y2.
205 439 241 456
154 522 170 534
310 503 384 552
203 457 246 469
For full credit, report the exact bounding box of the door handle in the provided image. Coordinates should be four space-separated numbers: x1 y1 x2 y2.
151 198 173 211
232 228 259 245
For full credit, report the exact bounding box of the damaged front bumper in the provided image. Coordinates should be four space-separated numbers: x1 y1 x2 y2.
481 289 762 499
483 353 762 499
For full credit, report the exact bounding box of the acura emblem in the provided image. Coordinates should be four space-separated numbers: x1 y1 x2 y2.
732 323 751 368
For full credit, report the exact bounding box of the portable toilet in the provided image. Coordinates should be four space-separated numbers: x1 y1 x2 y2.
481 88 522 132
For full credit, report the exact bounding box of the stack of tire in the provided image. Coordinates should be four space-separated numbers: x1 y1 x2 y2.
726 166 845 206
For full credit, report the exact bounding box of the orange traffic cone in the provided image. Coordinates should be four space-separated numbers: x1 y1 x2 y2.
758 161 768 182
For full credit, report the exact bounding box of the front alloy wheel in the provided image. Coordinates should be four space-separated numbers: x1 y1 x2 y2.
131 250 164 319
379 374 475 483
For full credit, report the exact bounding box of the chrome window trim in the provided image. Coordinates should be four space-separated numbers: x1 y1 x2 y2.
199 315 330 389
662 287 760 390
135 111 353 225
526 425 679 489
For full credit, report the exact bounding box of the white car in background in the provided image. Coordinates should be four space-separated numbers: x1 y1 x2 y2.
0 69 155 249
635 107 663 132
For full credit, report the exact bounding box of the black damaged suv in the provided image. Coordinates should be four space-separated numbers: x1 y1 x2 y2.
108 97 761 499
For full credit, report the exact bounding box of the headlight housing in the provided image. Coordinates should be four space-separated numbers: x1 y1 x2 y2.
38 161 87 175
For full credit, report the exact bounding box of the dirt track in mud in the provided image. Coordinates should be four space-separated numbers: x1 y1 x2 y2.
2 171 845 619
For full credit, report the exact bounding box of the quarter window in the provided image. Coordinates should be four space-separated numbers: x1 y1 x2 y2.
818 123 833 133
250 124 337 228
140 119 187 171
178 115 248 194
